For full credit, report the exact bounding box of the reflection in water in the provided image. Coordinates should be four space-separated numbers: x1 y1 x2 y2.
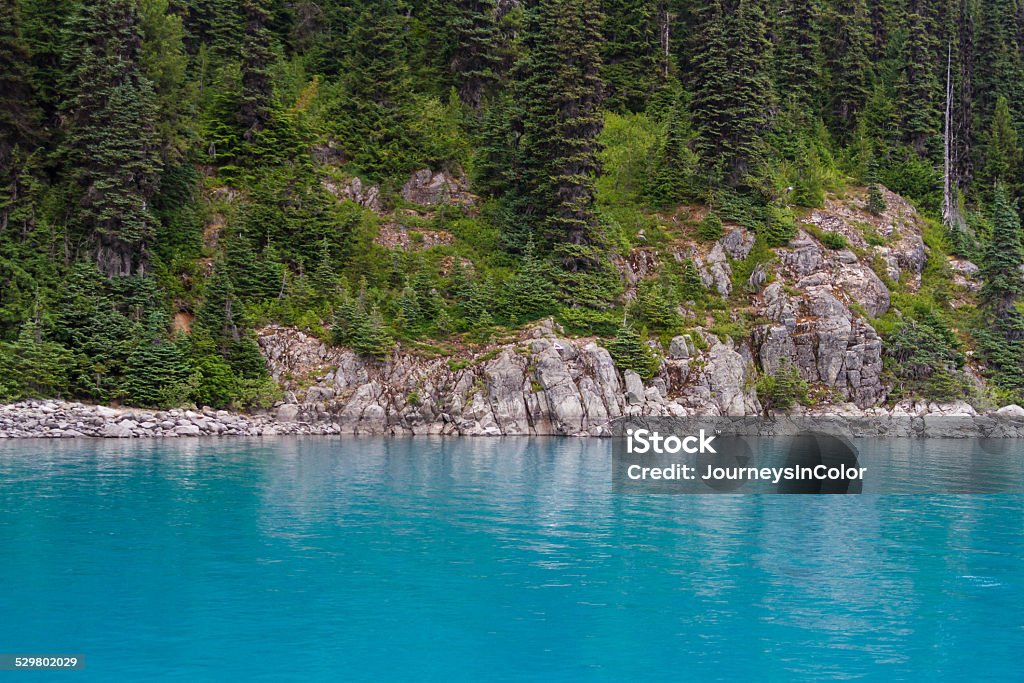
0 437 1022 681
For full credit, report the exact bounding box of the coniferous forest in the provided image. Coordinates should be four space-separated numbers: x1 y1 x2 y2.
1 0 1024 410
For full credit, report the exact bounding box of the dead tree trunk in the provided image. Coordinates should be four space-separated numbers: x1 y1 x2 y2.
943 42 965 234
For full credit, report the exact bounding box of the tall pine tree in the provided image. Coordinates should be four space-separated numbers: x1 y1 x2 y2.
337 0 415 178
516 0 605 266
898 0 941 156
448 0 501 108
689 0 773 185
980 184 1024 317
60 0 163 277
0 0 41 231
238 0 274 140
979 184 1024 393
16 0 74 127
601 0 660 113
773 0 820 108
821 0 872 139
980 95 1021 195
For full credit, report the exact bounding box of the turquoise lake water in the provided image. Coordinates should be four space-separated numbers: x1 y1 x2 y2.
1 437 1023 681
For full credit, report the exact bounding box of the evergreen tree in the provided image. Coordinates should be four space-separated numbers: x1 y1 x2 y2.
139 0 193 161
601 0 660 113
434 306 454 338
472 94 522 198
866 182 887 215
298 0 356 75
898 1 941 156
979 184 1024 317
500 244 557 322
821 0 872 138
16 0 74 126
791 141 826 207
697 211 724 241
645 94 699 205
310 240 338 299
397 281 423 331
978 185 1024 394
516 0 605 264
195 260 242 353
448 0 501 108
680 259 705 300
604 322 659 379
61 0 163 276
6 319 71 398
123 334 193 407
0 0 40 231
0 0 40 172
238 0 274 140
980 95 1021 193
331 288 360 346
337 0 415 178
885 314 962 385
181 0 242 56
689 0 773 185
756 360 808 412
351 305 394 358
773 0 820 108
191 260 266 381
48 263 144 400
974 0 1024 127
453 269 493 324
631 279 678 330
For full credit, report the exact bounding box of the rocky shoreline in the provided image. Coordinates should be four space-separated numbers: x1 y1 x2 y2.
2 397 1024 440
0 401 343 439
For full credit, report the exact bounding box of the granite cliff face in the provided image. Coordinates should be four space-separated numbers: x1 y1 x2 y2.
257 321 1017 437
259 322 759 435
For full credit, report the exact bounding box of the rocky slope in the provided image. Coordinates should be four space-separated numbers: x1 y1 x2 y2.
2 185 1010 439
248 187 1008 437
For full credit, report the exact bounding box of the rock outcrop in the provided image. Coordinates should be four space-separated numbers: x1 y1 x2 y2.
401 169 477 207
257 322 768 436
322 175 381 213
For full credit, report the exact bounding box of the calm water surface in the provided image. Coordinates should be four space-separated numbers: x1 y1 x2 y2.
1 437 1022 681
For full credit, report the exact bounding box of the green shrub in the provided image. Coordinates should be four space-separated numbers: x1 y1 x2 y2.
756 362 809 412
883 312 973 401
697 211 724 241
861 222 887 246
597 112 660 206
821 232 847 250
763 204 798 247
679 260 706 300
709 310 752 343
557 307 621 337
234 376 283 410
630 280 679 330
604 324 661 379
866 184 886 215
